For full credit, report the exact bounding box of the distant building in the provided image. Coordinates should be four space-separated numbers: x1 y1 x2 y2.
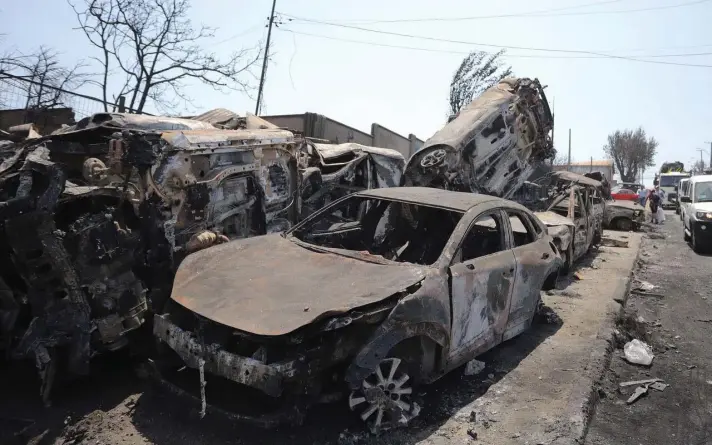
553 160 615 185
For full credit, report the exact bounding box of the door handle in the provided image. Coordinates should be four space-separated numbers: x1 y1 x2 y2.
466 264 475 270
542 252 550 259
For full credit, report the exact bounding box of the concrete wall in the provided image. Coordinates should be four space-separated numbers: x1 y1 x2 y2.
0 108 75 135
262 112 423 158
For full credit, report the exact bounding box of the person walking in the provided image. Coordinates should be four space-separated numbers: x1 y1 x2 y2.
649 189 661 224
638 187 647 207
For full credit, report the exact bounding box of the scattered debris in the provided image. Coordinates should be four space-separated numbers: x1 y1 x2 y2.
650 382 669 392
467 429 478 440
601 236 629 248
634 281 658 292
646 232 666 240
573 272 583 280
688 364 697 370
623 339 655 366
619 378 662 388
626 384 650 404
464 359 486 376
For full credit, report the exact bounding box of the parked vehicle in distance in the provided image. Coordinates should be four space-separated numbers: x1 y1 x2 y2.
152 187 562 433
677 178 691 217
657 171 690 209
680 175 712 253
610 188 638 202
603 200 644 231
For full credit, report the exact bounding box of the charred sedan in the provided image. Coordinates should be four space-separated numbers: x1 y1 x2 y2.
153 187 561 432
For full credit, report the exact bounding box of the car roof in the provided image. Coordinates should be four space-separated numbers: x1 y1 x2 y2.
355 187 508 212
690 175 712 183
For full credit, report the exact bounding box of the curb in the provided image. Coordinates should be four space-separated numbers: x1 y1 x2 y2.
559 235 644 444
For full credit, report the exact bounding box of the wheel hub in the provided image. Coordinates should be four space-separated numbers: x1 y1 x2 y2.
348 357 421 433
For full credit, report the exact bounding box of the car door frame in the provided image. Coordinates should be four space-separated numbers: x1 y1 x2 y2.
445 206 517 367
501 207 555 341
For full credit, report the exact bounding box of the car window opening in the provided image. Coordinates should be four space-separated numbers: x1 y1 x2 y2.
694 181 712 203
291 196 463 266
508 213 536 247
457 213 505 262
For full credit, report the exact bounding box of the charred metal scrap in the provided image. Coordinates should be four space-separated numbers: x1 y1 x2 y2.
402 77 554 198
0 112 303 402
297 141 405 219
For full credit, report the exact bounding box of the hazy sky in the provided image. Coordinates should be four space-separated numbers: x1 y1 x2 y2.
2 0 712 183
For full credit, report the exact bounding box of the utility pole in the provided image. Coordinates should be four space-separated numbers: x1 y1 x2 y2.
696 148 706 173
255 0 277 116
706 141 712 171
567 128 572 171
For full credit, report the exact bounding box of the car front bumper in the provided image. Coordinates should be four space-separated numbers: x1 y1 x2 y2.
693 220 712 246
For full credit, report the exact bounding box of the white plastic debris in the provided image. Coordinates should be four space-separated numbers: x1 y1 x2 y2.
636 281 657 292
624 339 655 366
464 359 486 376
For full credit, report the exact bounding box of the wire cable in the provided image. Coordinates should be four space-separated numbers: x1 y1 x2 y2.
272 20 712 67
278 28 712 61
280 0 710 24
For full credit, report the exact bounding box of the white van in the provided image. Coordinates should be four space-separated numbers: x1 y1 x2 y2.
678 177 691 219
680 174 712 252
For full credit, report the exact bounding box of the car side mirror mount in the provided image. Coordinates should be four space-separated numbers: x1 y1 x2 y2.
680 196 691 203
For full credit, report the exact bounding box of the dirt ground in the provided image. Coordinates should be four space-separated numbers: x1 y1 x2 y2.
585 212 712 445
0 232 638 445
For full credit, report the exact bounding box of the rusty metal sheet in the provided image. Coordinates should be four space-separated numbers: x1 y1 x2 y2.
171 235 428 336
52 112 216 134
533 210 574 227
160 129 295 150
551 170 602 188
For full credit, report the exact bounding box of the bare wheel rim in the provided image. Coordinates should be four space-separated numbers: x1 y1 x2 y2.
420 149 446 168
348 357 420 433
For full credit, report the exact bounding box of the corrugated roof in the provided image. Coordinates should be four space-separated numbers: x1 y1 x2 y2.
191 108 240 125
566 160 614 167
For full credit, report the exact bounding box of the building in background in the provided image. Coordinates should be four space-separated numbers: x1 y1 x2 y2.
553 160 615 185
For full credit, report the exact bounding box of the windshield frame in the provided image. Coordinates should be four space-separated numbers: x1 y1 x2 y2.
693 181 712 203
659 175 688 188
285 192 466 266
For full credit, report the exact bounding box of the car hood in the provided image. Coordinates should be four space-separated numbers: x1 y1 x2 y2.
608 200 642 210
692 202 712 212
170 234 428 336
534 211 574 227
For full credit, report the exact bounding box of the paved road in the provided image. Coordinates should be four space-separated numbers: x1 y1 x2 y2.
586 212 712 445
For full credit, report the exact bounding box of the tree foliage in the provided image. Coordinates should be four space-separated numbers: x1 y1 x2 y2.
602 127 657 183
448 50 512 117
69 0 262 113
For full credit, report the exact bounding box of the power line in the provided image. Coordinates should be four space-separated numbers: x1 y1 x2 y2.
273 21 712 68
279 28 712 60
280 0 711 24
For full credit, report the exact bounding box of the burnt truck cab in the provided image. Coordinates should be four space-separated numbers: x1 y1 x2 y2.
402 77 554 199
152 187 561 433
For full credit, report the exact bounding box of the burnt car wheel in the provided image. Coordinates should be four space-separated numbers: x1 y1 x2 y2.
348 357 420 434
419 149 446 169
614 218 633 232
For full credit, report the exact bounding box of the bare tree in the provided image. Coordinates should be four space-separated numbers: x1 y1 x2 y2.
70 0 262 114
551 153 571 166
0 46 91 109
603 127 657 183
448 50 512 117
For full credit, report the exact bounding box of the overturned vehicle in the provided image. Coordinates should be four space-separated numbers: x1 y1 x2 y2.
152 187 562 432
402 77 554 198
297 141 405 219
0 112 301 402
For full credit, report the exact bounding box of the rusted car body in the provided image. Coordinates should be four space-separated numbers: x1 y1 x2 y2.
603 200 644 231
0 112 301 402
152 187 561 432
533 172 604 271
297 141 404 219
402 77 554 199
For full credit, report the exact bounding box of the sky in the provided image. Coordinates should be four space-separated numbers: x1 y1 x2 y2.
2 0 712 185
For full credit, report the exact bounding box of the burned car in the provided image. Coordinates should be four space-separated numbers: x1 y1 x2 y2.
402 77 554 198
0 112 301 402
298 141 404 219
534 172 604 272
152 187 561 432
603 199 644 231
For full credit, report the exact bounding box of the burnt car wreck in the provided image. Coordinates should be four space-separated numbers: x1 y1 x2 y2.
153 187 561 432
0 112 302 402
402 77 555 199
